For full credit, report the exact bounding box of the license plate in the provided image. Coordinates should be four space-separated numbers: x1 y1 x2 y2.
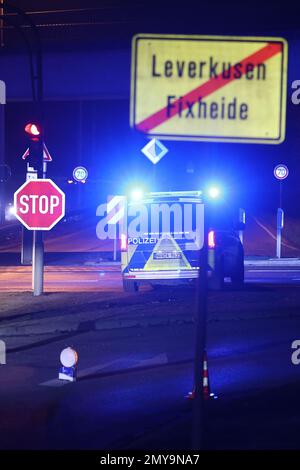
153 252 182 260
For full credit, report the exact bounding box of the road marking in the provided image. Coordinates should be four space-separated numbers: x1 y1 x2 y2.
248 269 300 273
47 279 100 284
39 354 168 387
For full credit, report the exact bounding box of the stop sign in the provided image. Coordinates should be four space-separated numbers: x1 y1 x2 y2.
14 179 65 230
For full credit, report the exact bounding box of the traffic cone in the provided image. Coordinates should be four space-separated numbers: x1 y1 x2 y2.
186 351 213 400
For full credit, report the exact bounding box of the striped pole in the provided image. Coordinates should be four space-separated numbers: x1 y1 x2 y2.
202 351 210 400
186 350 211 400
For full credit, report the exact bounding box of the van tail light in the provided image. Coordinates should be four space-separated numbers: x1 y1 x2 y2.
208 230 216 248
120 233 127 251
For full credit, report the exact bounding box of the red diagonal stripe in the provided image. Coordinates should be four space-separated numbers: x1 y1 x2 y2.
135 42 282 133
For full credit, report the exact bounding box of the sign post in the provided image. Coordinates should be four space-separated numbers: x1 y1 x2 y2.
276 208 284 259
141 138 168 188
73 166 88 211
107 195 126 261
21 139 53 266
0 82 5 225
130 33 288 449
274 164 288 259
32 230 44 295
14 179 65 295
192 204 207 450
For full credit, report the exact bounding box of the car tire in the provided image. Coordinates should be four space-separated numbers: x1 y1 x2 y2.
123 279 139 293
208 256 224 291
231 255 244 289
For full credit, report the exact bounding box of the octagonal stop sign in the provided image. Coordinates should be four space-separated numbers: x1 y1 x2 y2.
14 179 65 230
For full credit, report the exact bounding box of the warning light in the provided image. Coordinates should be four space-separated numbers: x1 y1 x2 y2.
120 233 127 251
60 347 78 368
131 188 144 201
24 122 43 169
8 205 15 216
208 230 216 248
25 123 41 137
208 187 220 199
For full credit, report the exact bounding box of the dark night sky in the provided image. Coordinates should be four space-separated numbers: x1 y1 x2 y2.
2 0 300 217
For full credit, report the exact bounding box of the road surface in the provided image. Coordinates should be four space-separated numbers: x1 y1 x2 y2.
1 262 300 450
2 261 300 291
0 264 122 292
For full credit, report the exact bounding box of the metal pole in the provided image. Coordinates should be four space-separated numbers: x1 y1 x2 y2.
152 164 156 190
0 104 5 225
1 4 44 272
21 226 33 265
276 183 283 259
279 181 283 209
32 229 44 296
113 224 117 261
78 101 83 211
276 224 281 259
0 0 4 48
276 208 284 259
32 131 45 295
1 3 43 102
192 203 208 450
42 160 47 178
21 164 36 266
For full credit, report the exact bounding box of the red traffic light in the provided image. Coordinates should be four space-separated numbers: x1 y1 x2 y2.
25 123 41 136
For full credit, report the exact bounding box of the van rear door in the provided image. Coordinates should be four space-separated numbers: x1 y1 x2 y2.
124 194 204 277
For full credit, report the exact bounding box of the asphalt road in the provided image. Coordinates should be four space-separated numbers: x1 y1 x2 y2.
1 267 300 450
246 265 300 284
0 265 122 292
2 262 300 291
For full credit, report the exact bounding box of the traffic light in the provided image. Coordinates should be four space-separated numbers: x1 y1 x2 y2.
25 123 41 136
25 122 43 170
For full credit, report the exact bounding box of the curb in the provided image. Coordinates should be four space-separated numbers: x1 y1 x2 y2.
0 314 194 338
245 258 300 267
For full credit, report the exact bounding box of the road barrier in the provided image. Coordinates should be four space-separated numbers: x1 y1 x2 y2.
186 350 216 400
58 347 78 382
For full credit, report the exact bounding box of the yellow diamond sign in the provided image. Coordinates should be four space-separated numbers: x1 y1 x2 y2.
130 34 288 144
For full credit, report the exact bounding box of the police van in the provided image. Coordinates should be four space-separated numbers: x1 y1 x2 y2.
121 190 244 292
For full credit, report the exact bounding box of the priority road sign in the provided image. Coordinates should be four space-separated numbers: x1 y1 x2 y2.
130 34 288 144
141 138 169 164
14 179 65 230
